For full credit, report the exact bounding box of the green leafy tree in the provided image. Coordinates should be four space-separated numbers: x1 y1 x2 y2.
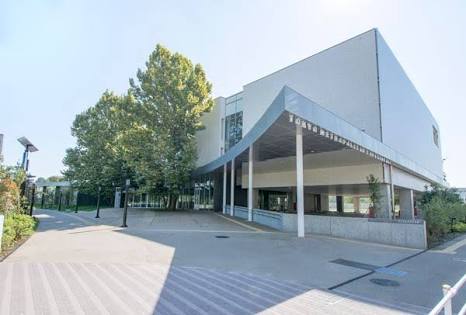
63 91 135 199
366 174 382 217
127 44 214 209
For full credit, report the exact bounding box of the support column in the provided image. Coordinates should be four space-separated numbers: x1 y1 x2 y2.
389 164 395 219
399 189 415 219
114 187 121 209
296 125 305 238
223 164 227 214
379 184 393 218
353 196 360 213
320 194 329 212
248 145 254 221
230 158 235 216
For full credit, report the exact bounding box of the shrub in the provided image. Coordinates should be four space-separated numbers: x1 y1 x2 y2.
422 195 466 243
1 213 37 250
453 222 466 233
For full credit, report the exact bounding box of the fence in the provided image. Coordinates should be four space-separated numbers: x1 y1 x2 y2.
429 274 466 315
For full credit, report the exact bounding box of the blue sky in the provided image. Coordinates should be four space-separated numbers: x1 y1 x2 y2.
1 0 465 186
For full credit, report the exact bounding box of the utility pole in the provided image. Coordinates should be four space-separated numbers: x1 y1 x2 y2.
121 179 130 227
95 186 102 218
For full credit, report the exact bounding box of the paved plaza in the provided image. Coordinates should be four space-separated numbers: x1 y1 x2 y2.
1 208 464 314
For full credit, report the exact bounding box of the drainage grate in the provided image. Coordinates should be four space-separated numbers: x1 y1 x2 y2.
215 235 230 239
370 278 400 287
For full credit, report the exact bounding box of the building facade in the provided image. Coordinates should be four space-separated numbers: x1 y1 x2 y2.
124 29 443 248
188 29 443 247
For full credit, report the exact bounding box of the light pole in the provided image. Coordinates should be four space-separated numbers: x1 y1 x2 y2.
29 183 36 216
17 137 38 197
58 190 63 211
95 186 102 218
17 137 38 172
121 179 130 227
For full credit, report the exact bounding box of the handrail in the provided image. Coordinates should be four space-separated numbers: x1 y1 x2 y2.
429 274 466 315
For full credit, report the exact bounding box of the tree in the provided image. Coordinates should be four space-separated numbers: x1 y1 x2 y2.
0 164 26 214
420 183 462 205
46 175 65 182
127 44 214 209
366 174 382 217
63 91 135 199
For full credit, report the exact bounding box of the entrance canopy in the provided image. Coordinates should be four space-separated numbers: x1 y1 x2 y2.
194 86 442 184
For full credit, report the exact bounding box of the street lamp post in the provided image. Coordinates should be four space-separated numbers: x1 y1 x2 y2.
58 190 63 211
29 184 36 216
95 186 102 218
121 179 130 227
17 137 38 172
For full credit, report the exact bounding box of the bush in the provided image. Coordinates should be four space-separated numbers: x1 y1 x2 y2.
1 213 37 251
422 195 466 243
453 222 466 233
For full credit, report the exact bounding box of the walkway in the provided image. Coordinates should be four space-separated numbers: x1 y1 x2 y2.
0 208 428 314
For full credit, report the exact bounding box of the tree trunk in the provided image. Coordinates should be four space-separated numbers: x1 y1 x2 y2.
168 194 178 211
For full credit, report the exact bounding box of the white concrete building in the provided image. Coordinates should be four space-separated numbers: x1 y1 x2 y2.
189 29 443 248
123 29 442 249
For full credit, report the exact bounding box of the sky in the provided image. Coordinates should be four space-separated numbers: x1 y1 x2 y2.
0 0 465 186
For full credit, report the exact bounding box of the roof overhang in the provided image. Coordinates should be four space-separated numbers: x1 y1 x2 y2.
194 86 443 184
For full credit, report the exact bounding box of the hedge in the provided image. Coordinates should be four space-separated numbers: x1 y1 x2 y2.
1 213 37 251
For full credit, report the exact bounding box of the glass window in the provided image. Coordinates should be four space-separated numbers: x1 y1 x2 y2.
224 93 243 152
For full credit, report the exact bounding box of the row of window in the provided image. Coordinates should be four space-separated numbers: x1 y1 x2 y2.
223 93 243 152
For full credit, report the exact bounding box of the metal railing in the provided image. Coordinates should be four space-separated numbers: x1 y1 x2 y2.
429 274 466 315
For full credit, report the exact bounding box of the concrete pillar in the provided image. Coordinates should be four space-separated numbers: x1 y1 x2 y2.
389 164 395 219
353 196 360 213
296 125 305 238
145 194 149 208
223 164 227 214
113 187 121 208
378 184 393 218
248 145 254 221
399 189 415 219
320 194 329 212
230 158 235 216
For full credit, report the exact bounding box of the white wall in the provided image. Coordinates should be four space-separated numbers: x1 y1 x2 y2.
195 97 224 167
241 154 383 188
242 29 381 140
377 32 443 180
388 165 431 192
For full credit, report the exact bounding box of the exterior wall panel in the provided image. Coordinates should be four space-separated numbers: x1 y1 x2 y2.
242 30 381 140
196 97 224 167
377 32 443 179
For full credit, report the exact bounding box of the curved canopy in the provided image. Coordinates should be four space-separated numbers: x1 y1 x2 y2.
194 86 442 184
